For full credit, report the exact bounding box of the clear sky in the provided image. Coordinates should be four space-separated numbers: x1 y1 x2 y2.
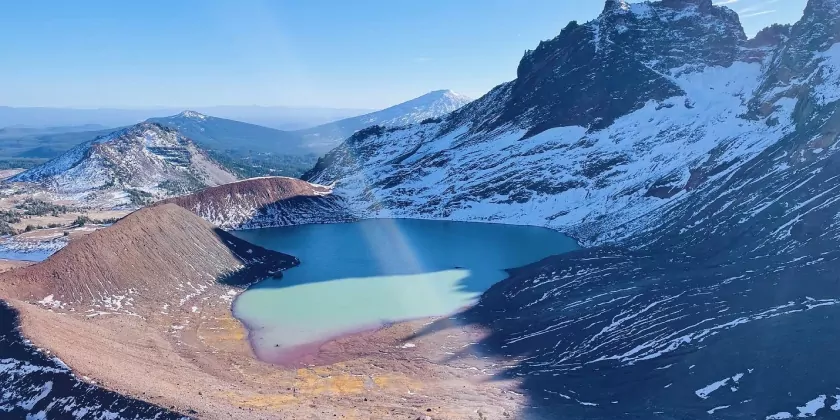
0 0 807 109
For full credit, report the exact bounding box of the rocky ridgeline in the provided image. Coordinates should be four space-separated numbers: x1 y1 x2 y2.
308 0 840 418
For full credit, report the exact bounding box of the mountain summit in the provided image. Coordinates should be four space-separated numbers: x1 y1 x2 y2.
304 0 811 244
9 122 237 205
294 89 472 153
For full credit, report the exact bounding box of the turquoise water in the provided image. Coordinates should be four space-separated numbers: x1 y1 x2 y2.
230 219 579 362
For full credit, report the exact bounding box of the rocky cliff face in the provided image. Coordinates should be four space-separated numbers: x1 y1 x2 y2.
8 123 238 206
159 177 352 229
307 0 840 418
305 0 839 248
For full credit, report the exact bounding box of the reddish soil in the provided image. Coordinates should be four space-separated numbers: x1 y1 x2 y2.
0 202 530 419
159 176 334 211
0 203 293 304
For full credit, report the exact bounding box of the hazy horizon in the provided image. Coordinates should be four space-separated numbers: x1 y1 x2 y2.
1 0 806 110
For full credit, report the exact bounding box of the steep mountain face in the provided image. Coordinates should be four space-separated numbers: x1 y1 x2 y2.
148 111 311 155
304 0 830 247
295 90 472 153
307 0 840 418
7 122 238 205
159 176 352 229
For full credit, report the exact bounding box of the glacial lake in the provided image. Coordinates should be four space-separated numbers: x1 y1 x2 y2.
231 219 579 362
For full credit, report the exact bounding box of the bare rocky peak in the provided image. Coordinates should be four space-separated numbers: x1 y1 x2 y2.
7 121 237 203
452 0 747 136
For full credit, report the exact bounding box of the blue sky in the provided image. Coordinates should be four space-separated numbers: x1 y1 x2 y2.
0 0 806 109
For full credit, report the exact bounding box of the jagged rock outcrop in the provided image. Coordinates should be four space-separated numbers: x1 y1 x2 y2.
304 0 839 248
159 177 352 229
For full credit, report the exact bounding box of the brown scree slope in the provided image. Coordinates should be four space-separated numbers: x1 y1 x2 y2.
0 203 296 307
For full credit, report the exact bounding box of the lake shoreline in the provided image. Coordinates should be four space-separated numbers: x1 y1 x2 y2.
229 218 580 363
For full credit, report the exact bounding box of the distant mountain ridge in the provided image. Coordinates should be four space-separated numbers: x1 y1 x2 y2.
294 90 472 153
148 111 310 155
0 105 371 130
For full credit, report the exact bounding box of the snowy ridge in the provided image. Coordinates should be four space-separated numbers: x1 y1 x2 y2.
358 90 473 127
295 89 472 153
307 60 795 246
7 122 238 206
304 0 832 247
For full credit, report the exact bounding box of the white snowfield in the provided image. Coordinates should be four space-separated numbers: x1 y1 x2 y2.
308 57 806 245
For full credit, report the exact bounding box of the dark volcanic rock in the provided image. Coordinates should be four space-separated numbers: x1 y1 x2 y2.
312 0 840 418
462 0 745 135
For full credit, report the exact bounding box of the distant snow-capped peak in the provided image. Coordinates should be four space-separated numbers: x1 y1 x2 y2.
362 89 473 126
294 89 473 154
177 110 208 120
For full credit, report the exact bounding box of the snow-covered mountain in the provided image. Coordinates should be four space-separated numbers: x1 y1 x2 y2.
8 122 237 205
305 0 840 417
294 89 472 153
147 111 311 155
303 0 835 247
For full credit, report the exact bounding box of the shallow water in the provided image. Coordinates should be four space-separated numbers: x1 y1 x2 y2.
231 219 578 361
